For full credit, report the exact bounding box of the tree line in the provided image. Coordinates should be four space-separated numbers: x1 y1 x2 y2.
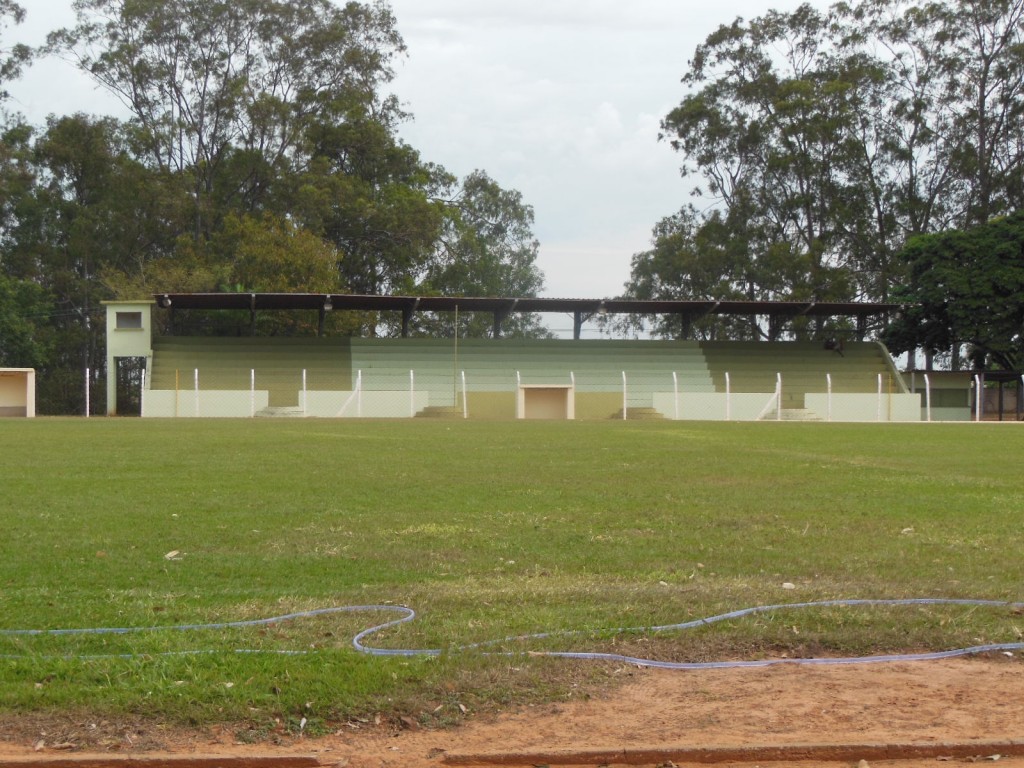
625 0 1024 368
2 0 1023 414
0 0 547 413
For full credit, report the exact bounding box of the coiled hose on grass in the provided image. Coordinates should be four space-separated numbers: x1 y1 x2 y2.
3 598 1024 668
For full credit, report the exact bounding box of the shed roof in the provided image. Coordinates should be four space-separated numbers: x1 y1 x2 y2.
152 292 900 339
154 292 897 317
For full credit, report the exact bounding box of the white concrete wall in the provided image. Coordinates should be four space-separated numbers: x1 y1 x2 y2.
304 390 430 418
805 392 922 422
654 391 923 421
141 389 430 418
143 390 269 417
654 392 778 421
924 407 972 422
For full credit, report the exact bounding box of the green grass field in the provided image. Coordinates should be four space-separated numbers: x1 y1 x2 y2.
1 418 1022 733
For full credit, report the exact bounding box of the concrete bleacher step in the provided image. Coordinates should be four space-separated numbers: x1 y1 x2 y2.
415 405 464 419
255 406 306 418
777 408 823 422
612 407 666 421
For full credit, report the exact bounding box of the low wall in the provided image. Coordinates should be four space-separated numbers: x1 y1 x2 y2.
144 390 269 417
305 390 430 418
653 391 923 422
138 387 923 421
653 392 776 421
805 392 921 422
143 389 431 418
924 407 972 422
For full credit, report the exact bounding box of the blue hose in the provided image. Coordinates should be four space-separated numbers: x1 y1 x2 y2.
5 599 1024 669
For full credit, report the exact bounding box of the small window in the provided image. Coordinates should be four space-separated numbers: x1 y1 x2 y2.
116 311 143 330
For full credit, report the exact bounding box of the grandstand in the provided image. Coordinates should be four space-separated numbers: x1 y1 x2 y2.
104 294 921 421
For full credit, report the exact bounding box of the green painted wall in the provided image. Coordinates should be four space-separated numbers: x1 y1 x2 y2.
145 336 910 420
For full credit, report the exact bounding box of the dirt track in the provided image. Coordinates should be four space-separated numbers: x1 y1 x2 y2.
3 658 1023 768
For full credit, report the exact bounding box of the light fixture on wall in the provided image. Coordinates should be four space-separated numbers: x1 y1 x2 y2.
160 295 172 308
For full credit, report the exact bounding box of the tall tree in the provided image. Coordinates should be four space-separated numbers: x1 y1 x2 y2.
844 0 1024 228
0 0 28 103
884 211 1024 371
0 0 547 411
51 0 406 239
0 271 53 368
293 112 445 299
417 170 548 338
659 4 901 310
0 114 174 411
633 0 1024 340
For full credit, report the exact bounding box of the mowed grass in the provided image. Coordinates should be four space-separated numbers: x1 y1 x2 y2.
1 418 1023 731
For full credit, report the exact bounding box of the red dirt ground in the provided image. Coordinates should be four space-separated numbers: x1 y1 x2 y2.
3 658 1024 768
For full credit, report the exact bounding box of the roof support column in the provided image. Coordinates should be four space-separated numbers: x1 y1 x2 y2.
493 299 517 339
573 311 584 340
857 314 867 341
679 313 691 340
401 298 419 338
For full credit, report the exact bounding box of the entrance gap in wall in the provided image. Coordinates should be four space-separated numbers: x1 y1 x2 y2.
115 357 146 416
518 384 575 420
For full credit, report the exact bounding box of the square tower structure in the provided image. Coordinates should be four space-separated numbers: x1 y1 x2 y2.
103 300 155 415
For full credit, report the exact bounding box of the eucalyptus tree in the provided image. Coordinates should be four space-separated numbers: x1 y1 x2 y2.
50 0 406 240
415 170 548 338
293 110 445 300
0 0 28 103
0 114 177 410
840 0 1024 229
634 0 1024 338
0 270 50 363
659 4 901 310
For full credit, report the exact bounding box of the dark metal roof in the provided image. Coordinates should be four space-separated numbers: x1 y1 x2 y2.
154 292 899 318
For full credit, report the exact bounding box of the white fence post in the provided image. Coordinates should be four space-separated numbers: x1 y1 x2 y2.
924 373 932 422
250 369 255 417
194 368 200 417
85 367 90 418
461 371 468 419
672 371 679 420
826 373 832 422
516 370 522 419
776 372 782 421
622 371 628 421
302 369 307 417
975 374 982 422
410 370 415 418
569 372 576 421
357 370 363 417
725 371 731 421
877 373 883 422
141 368 146 417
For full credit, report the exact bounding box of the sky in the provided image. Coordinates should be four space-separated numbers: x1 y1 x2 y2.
7 0 829 315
